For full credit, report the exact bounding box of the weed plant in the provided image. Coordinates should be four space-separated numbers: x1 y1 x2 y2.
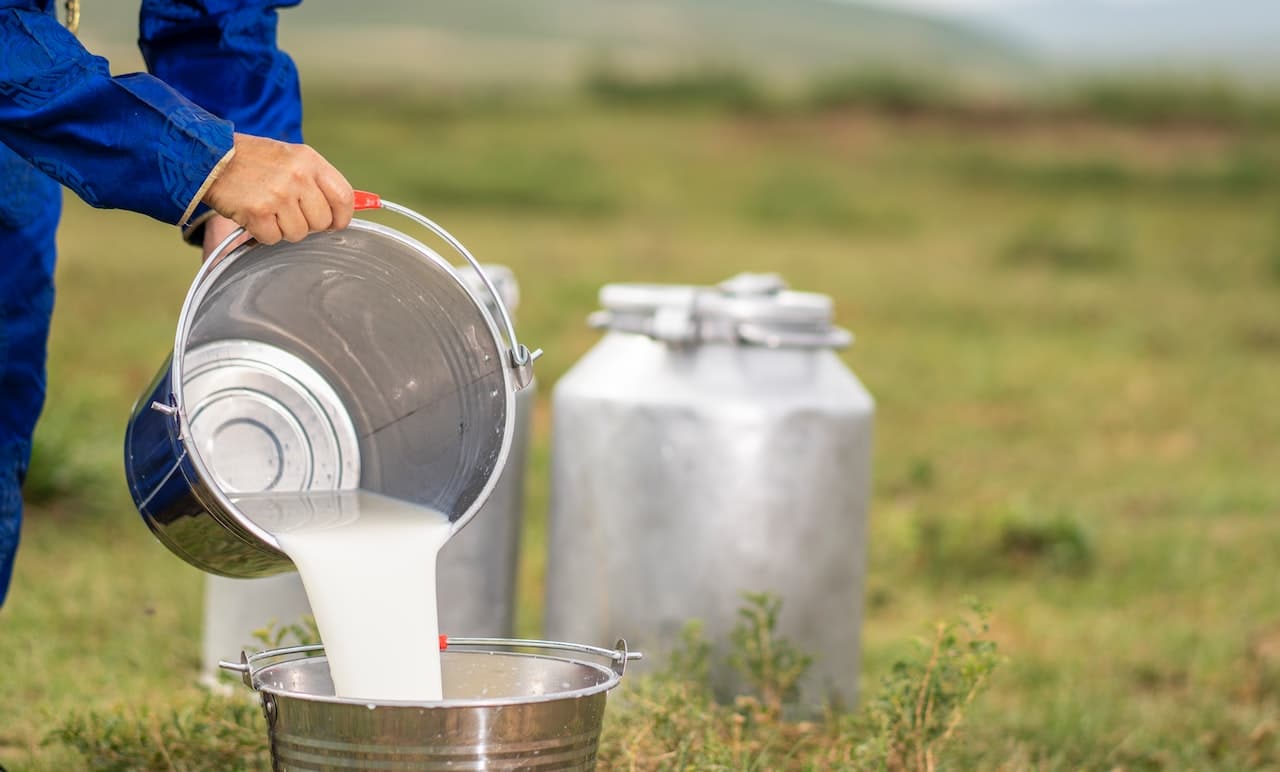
599 595 999 770
46 598 998 771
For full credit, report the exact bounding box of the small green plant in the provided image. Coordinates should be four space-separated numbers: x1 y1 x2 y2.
45 694 269 771
851 600 1001 771
730 592 814 713
600 596 1000 770
250 615 321 651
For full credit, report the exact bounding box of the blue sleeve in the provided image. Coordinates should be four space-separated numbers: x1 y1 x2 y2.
139 0 303 143
0 5 234 225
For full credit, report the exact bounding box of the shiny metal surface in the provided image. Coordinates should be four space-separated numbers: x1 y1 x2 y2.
438 264 532 637
183 340 361 494
587 272 853 349
436 381 532 636
199 266 533 684
126 206 535 578
545 273 874 708
225 641 633 771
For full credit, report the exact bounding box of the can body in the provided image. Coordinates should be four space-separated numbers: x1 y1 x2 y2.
545 331 873 707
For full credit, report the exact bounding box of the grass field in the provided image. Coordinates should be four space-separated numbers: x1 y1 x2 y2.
1 88 1279 768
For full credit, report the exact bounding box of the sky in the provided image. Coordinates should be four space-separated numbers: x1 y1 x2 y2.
874 0 1160 9
861 0 1279 73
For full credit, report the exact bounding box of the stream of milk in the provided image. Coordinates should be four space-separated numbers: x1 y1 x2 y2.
232 489 453 701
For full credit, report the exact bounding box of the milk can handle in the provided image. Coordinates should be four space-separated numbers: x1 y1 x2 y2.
353 191 538 371
202 191 540 374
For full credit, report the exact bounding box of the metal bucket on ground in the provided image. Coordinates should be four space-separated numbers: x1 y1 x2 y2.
545 272 874 708
124 192 538 577
220 639 640 771
199 266 534 686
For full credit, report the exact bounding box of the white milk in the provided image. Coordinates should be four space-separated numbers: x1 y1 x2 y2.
232 490 453 701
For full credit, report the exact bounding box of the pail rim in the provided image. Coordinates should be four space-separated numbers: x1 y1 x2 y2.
229 640 639 708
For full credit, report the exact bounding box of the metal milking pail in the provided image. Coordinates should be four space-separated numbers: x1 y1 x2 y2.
198 265 532 688
125 191 538 578
220 638 641 770
544 272 874 709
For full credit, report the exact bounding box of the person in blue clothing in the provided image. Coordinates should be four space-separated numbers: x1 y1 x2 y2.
0 0 354 607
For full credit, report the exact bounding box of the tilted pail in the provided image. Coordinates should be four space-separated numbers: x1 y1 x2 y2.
199 266 534 686
125 192 538 577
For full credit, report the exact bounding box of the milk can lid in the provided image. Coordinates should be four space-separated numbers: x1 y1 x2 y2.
590 272 852 349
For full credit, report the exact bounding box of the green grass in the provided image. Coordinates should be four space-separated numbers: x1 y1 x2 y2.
2 89 1279 769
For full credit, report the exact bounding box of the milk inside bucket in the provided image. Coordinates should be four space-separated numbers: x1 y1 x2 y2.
124 191 536 579
219 638 641 770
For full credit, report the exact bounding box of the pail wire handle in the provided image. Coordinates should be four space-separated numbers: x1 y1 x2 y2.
353 191 540 377
220 637 643 685
202 191 541 383
441 637 643 677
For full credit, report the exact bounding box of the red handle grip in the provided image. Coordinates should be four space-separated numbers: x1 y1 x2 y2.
439 634 448 650
353 190 382 211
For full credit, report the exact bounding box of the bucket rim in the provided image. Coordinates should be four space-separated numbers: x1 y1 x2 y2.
167 218 518 553
247 648 625 709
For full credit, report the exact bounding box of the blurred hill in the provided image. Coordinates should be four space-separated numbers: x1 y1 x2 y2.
81 0 1034 89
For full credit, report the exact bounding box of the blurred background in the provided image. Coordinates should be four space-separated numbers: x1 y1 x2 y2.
2 0 1279 768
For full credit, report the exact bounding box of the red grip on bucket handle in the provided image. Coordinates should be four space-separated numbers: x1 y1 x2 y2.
439 634 448 650
353 190 382 211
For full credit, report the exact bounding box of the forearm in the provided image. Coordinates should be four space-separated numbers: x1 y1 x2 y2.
0 7 233 225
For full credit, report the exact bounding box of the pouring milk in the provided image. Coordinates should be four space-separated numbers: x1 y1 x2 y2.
233 490 453 701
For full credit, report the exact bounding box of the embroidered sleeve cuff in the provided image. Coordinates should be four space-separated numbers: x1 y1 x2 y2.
179 146 234 229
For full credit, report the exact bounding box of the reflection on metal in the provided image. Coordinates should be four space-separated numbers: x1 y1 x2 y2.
220 639 638 770
546 272 875 708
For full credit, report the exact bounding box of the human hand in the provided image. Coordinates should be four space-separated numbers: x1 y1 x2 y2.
201 133 354 246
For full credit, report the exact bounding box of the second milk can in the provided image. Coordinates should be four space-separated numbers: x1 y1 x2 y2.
544 273 873 707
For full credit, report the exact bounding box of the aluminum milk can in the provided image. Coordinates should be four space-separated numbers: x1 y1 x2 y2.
544 273 873 708
438 264 532 637
200 265 532 686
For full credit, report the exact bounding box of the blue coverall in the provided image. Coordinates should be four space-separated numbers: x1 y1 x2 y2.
0 0 305 607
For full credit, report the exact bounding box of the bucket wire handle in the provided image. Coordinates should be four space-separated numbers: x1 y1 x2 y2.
219 637 644 684
201 191 540 378
440 636 642 677
353 191 541 375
